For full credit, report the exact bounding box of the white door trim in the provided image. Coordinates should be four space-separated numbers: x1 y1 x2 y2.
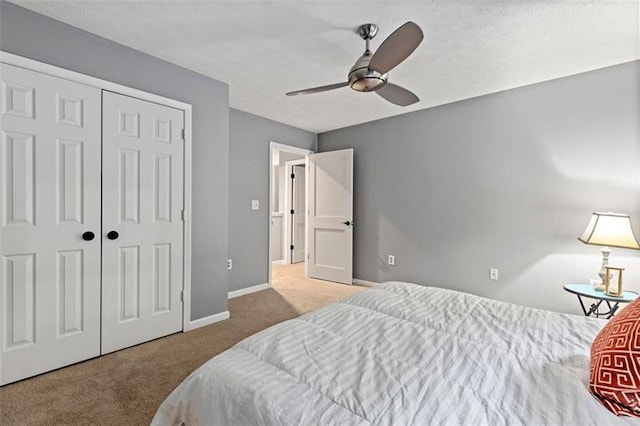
268 142 313 288
1 51 194 333
284 159 306 265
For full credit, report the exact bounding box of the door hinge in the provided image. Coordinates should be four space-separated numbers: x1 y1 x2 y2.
181 129 186 141
291 173 295 179
180 290 184 302
290 209 294 215
181 209 185 221
290 245 294 250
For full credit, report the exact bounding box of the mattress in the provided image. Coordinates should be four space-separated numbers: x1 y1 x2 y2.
152 282 635 425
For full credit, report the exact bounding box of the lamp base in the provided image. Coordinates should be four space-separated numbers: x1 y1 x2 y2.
597 246 611 287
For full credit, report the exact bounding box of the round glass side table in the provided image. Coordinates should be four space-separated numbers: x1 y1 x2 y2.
564 283 639 319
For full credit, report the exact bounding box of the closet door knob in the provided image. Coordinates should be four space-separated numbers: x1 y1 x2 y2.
107 231 119 240
82 231 95 241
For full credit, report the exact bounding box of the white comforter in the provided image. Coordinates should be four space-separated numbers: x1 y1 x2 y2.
153 282 635 425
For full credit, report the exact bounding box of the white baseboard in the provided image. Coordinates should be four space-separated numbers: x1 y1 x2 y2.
228 283 269 299
187 311 230 331
272 260 284 265
353 278 378 287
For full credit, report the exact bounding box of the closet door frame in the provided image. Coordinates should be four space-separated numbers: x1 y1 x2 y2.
0 51 195 332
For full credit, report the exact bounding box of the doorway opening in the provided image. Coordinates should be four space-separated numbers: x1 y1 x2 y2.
269 142 312 289
268 142 354 290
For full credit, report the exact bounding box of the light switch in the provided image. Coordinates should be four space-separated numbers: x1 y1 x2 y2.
251 200 259 210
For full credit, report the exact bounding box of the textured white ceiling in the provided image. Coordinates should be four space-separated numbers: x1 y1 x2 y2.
10 0 639 133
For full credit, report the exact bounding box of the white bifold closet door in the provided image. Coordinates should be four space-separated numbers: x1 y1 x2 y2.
0 64 102 385
0 65 185 385
101 91 184 354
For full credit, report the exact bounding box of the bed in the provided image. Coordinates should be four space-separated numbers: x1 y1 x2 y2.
152 282 635 425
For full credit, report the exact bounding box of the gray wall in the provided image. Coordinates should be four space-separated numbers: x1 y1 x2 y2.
3 1 638 317
1 1 230 320
229 109 316 292
319 61 640 315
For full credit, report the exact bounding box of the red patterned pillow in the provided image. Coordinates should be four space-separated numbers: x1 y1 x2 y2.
589 297 640 417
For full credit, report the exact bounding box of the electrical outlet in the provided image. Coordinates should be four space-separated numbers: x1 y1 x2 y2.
388 255 395 266
251 200 259 210
227 259 233 270
490 268 499 280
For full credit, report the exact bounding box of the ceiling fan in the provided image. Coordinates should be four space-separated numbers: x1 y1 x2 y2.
286 21 424 106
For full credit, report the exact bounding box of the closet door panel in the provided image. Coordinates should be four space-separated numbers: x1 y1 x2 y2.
101 91 184 354
0 64 101 385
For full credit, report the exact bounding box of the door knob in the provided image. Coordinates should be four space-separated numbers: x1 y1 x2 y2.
82 231 95 241
342 221 352 226
107 231 119 240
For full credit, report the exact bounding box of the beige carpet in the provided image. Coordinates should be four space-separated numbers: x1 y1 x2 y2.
0 264 364 425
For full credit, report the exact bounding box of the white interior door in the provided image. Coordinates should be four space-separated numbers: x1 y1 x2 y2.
292 165 306 263
0 64 101 384
101 91 184 354
307 149 353 284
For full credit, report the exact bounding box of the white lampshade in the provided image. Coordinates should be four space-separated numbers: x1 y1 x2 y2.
579 212 640 250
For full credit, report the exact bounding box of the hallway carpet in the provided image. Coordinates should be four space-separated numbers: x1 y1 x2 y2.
0 264 365 425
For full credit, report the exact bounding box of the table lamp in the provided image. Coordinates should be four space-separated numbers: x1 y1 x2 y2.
578 212 640 288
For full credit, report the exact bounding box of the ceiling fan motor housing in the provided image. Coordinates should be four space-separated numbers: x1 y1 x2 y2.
348 52 387 92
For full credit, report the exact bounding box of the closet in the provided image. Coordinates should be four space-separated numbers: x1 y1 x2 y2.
1 62 187 385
